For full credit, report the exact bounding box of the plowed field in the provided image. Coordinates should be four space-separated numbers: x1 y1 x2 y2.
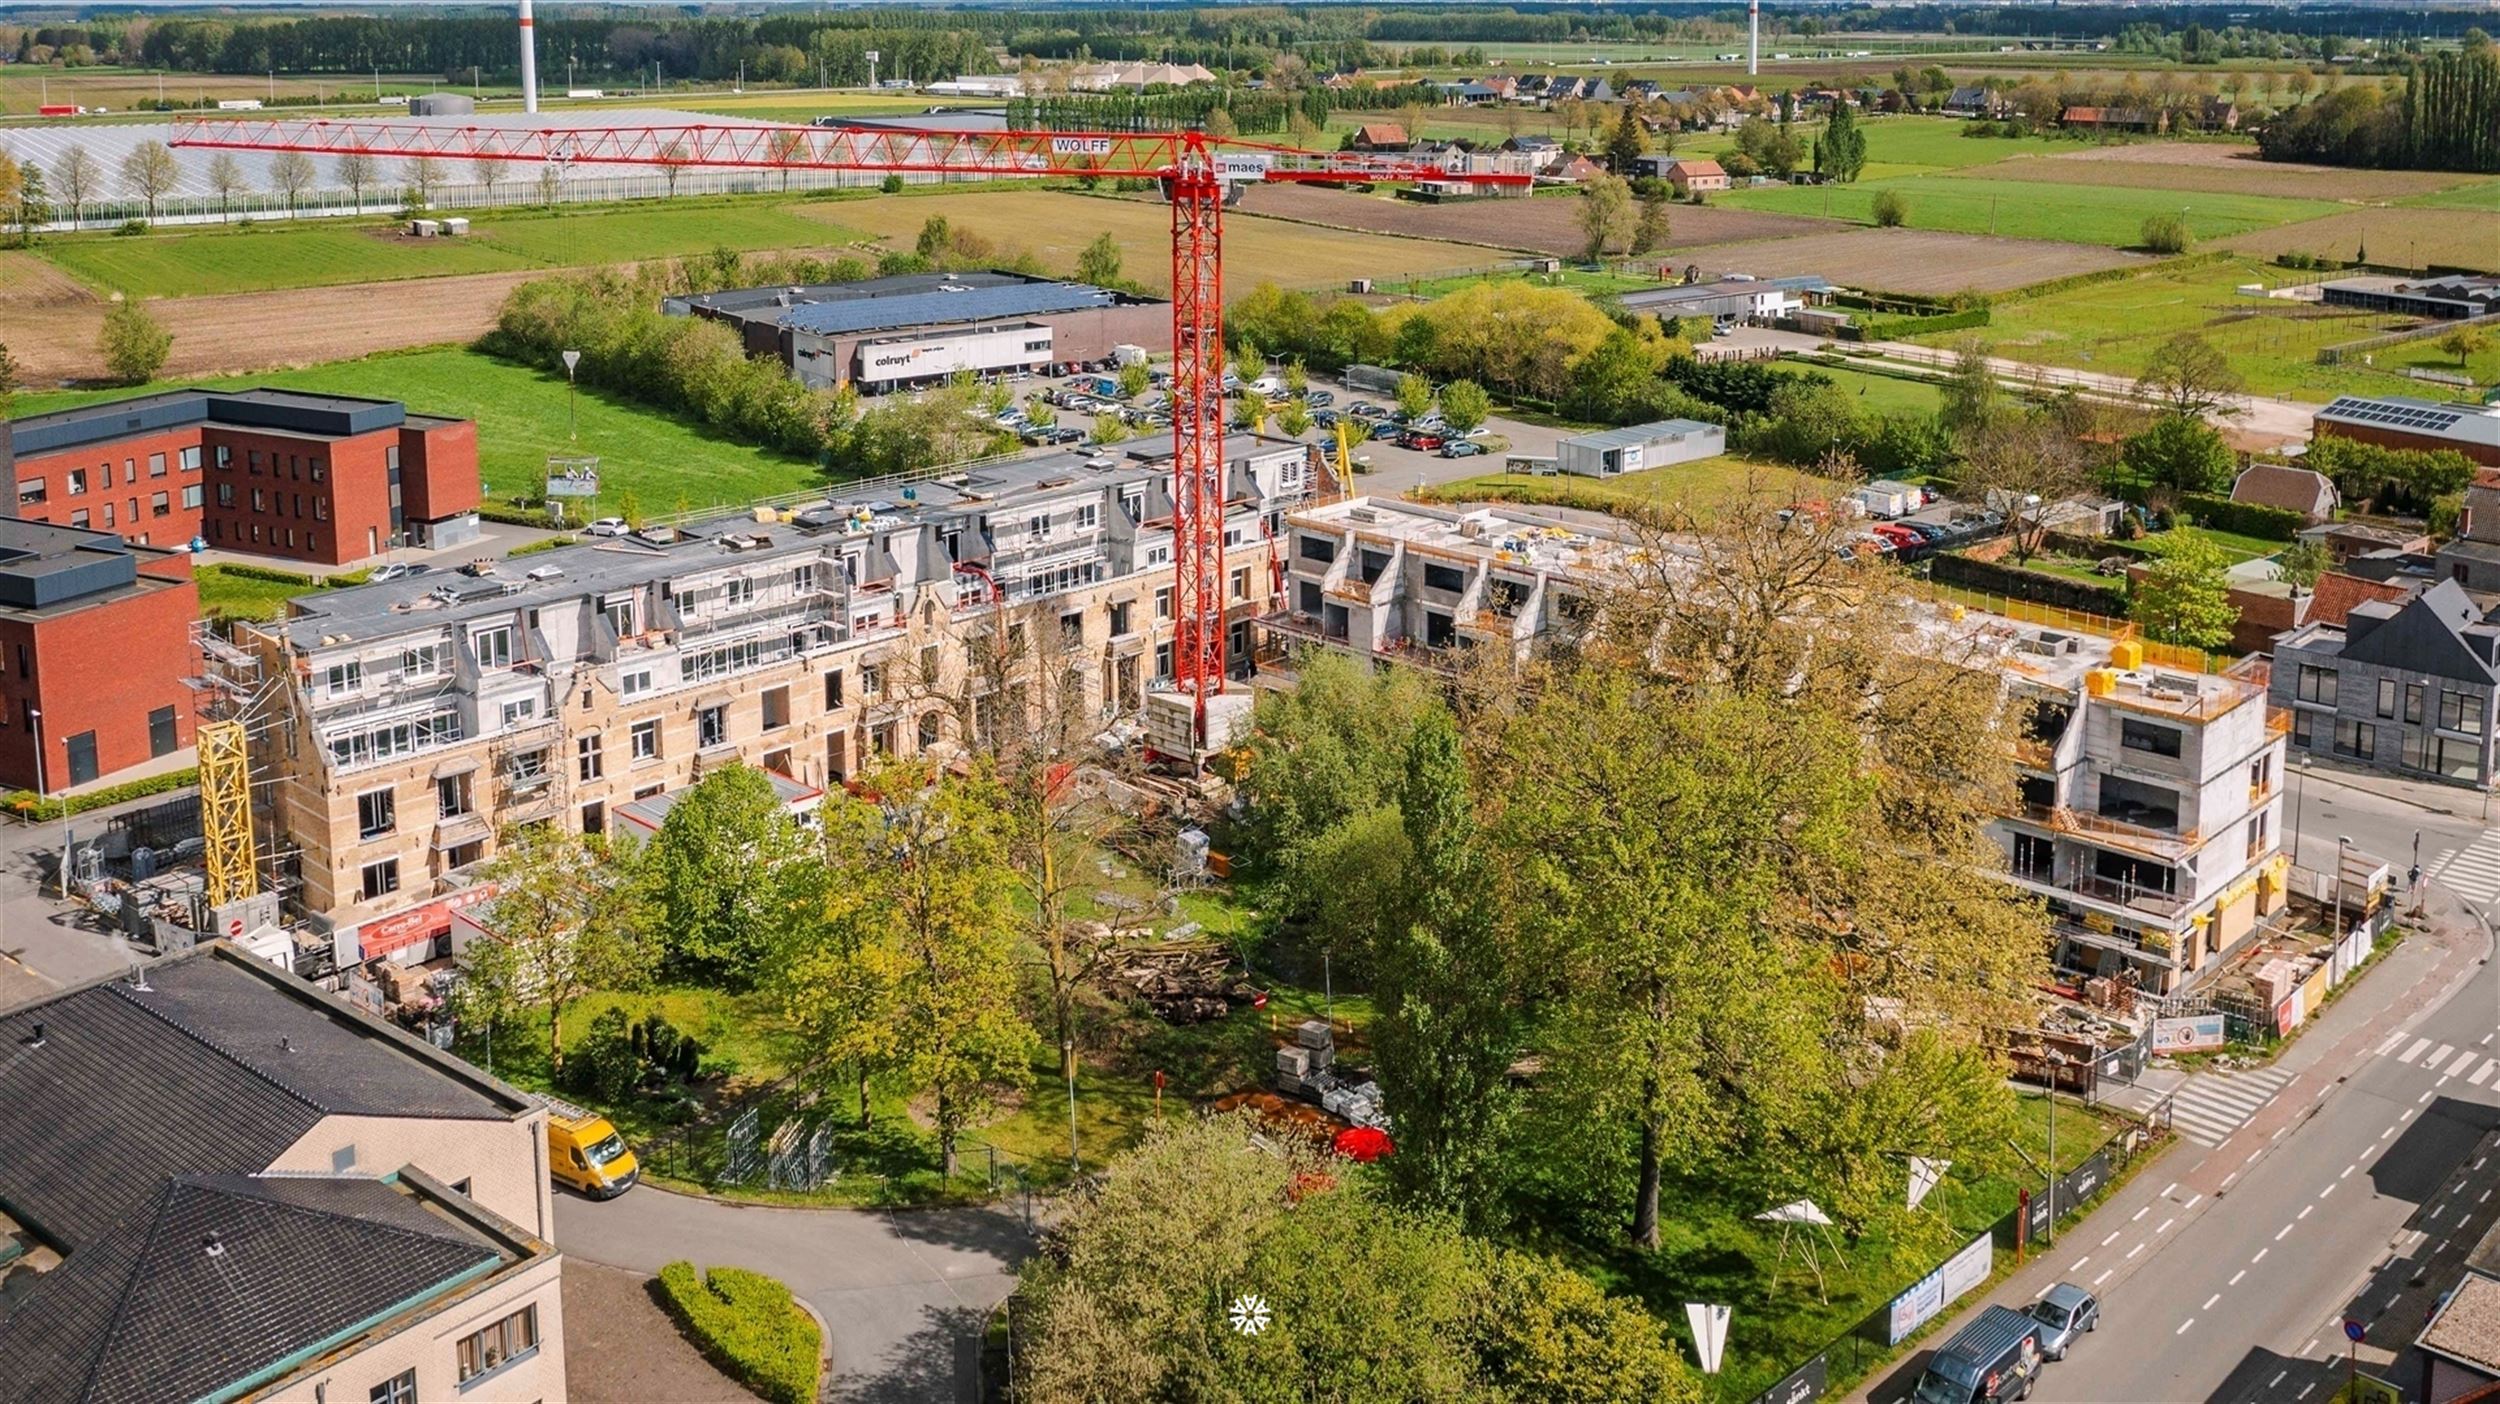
1234 183 1837 256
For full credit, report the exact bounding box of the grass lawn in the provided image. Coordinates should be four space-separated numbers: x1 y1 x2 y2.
1808 361 1948 417
1527 1091 2130 1399
1422 452 1840 518
37 197 871 297
1398 265 1670 300
1923 255 2493 403
194 564 321 624
1719 173 2340 249
10 348 826 515
2399 179 2500 211
2165 523 2289 565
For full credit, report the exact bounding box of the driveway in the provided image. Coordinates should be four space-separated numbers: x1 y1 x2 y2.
553 1185 1030 1404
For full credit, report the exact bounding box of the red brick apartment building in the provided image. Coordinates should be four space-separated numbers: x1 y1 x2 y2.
5 388 484 567
0 519 201 792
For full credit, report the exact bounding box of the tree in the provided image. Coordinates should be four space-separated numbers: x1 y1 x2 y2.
1115 360 1150 400
98 299 171 386
1231 338 1265 386
2120 413 2236 495
915 214 952 261
0 342 21 416
1283 359 1308 399
1820 99 1869 182
1957 411 2095 562
641 763 820 986
1274 397 1313 437
51 146 99 230
2441 325 2490 368
1201 105 1238 140
842 761 1035 1177
118 140 179 223
536 162 562 208
1439 379 1490 434
400 154 444 209
2136 333 2246 420
1870 187 1911 227
457 823 656 1075
1576 172 1634 260
0 153 17 236
1089 410 1132 446
1735 114 1804 176
1234 388 1270 431
1396 371 1435 421
1606 101 1647 173
6 162 48 247
766 128 807 191
1938 335 2001 434
1630 188 1671 255
2132 533 2239 648
1074 230 1121 287
336 150 378 212
269 150 316 214
653 141 689 198
2276 537 2332 590
205 152 248 221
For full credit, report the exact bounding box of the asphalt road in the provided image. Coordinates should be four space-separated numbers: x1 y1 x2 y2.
1860 762 2500 1404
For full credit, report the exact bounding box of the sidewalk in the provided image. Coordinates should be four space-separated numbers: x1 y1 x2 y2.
1848 879 2493 1404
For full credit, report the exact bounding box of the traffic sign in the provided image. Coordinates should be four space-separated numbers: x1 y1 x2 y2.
2343 1318 2366 1344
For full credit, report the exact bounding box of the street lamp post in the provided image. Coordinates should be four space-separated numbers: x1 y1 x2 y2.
2043 1048 2066 1240
2336 835 2352 942
2291 752 2311 871
561 350 582 440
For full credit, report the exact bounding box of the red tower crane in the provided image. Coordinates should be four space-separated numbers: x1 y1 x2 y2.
169 118 1529 745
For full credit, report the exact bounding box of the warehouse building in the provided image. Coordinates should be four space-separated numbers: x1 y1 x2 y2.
2314 394 2500 468
1557 419 1726 478
664 271 1170 392
1617 275 1830 324
236 430 1312 930
7 388 483 566
2318 274 2500 321
0 519 201 793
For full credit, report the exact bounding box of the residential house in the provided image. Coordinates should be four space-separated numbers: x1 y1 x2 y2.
2270 578 2500 786
1499 133 1565 174
2231 462 2340 524
1649 156 1731 194
1348 122 1411 152
2190 97 2242 132
0 942 566 1403
2301 520 2435 567
1261 498 2290 995
1944 85 2012 117
2440 470 2500 589
1553 155 1608 184
2413 1217 2500 1404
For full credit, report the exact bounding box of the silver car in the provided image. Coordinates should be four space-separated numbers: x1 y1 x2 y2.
2027 1283 2099 1361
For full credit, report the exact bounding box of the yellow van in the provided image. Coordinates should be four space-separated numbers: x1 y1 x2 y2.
545 1105 638 1199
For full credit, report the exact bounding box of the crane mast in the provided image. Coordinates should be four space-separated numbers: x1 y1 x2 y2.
169 118 1529 745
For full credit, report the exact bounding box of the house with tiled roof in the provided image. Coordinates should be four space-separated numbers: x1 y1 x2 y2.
2231 463 2340 523
0 943 566 1404
1348 122 1411 151
2062 105 2159 132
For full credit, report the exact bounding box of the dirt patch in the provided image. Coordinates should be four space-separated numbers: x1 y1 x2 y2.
1234 183 1836 256
1682 227 2141 296
0 251 99 312
562 1260 764 1404
4 268 538 385
1972 149 2462 202
2222 207 2500 273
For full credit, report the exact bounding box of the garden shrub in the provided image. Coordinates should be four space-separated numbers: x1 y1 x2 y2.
655 1262 822 1404
2177 492 2305 542
2 767 200 819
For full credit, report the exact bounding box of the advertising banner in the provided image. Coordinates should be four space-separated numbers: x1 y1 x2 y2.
2061 1152 2110 1215
2152 1014 2226 1054
1749 1354 1827 1404
1887 1271 1945 1345
1940 1233 1992 1301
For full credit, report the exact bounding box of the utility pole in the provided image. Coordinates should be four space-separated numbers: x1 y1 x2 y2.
562 350 581 439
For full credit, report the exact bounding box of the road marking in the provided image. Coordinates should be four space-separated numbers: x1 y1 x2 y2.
2428 1043 2456 1068
2449 1048 2482 1076
2203 1293 2222 1310
2127 1242 2146 1260
2321 1182 2337 1198
2223 1172 2240 1189
2299 1204 2315 1220
2162 1182 2178 1198
2094 1268 2115 1286
2270 1371 2289 1390
2231 1270 2248 1286
2300 1385 2316 1400
2474 1060 2497 1088
2249 1149 2266 1164
2176 1318 2195 1336
2383 1126 2398 1140
2305 1336 2320 1353
2253 1249 2268 1264
2133 1206 2150 1221
2182 1193 2202 1211
2400 1037 2433 1064
2481 1188 2492 1205
2377 1032 2407 1056
2343 1163 2358 1179
2102 1230 2121 1246
2277 1223 2296 1241
2072 1256 2090 1271
2157 1218 2175 1235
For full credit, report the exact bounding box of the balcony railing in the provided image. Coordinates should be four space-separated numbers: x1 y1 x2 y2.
2006 801 2200 860
2062 872 2189 920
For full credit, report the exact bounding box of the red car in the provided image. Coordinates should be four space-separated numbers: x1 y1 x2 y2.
1871 523 1924 551
1401 432 1446 452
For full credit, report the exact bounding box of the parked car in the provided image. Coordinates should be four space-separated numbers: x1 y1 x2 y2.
1365 420 1404 441
368 562 432 583
1348 401 1388 419
1312 410 1341 431
1439 440 1486 458
2026 1284 2098 1361
1401 432 1446 452
584 517 631 537
1912 1306 2044 1404
1895 520 1951 543
1871 523 1924 552
1302 390 1335 409
1042 426 1085 445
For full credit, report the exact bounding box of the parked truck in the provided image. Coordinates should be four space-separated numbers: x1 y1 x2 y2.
537 1095 640 1199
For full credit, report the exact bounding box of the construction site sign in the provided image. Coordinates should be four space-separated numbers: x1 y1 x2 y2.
2151 1013 2226 1054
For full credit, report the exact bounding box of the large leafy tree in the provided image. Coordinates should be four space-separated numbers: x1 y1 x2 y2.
2121 413 2236 495
2135 333 2246 420
1819 99 1869 182
458 823 657 1074
641 763 820 986
2132 533 2240 649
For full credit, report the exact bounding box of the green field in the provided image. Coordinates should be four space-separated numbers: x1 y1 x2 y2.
1807 361 1949 416
1719 172 2341 248
1917 255 2497 401
1423 453 1840 517
12 348 825 514
36 198 870 297
2399 179 2500 211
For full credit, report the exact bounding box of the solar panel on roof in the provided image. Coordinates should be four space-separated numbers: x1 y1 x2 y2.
782 283 1119 336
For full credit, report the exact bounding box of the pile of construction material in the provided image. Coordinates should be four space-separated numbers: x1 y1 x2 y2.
1109 941 1254 1023
1275 1020 1391 1131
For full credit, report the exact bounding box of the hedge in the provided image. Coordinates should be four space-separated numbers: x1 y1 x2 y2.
1930 551 2129 617
208 562 319 587
1848 307 1991 342
3 767 199 820
2178 492 2305 542
655 1262 821 1404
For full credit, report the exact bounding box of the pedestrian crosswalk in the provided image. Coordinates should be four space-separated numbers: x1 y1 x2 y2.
2424 830 2500 905
2167 1065 2296 1146
2375 1030 2500 1089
